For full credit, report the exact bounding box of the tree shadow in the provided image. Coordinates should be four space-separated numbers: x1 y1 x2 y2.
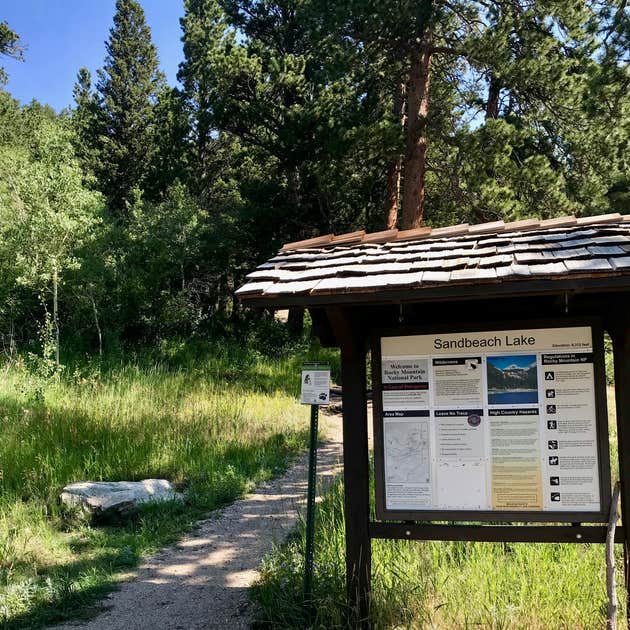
0 387 315 628
2 438 343 629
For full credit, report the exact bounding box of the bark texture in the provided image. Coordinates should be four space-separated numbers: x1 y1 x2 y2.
401 43 432 230
486 74 501 120
384 83 406 229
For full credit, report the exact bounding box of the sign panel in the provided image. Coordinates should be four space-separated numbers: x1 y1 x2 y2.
301 363 330 405
373 321 610 522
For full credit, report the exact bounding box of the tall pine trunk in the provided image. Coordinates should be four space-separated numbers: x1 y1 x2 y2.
486 74 501 120
401 43 432 230
384 83 406 229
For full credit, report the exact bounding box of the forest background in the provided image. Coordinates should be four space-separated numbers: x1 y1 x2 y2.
0 0 628 363
0 3 629 626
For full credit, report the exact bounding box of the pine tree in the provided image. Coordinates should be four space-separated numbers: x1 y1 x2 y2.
95 0 164 215
0 21 24 83
178 0 228 189
72 67 101 177
145 85 191 198
320 1 605 229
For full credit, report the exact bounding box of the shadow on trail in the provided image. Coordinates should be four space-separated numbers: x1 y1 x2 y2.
0 388 311 629
47 439 343 630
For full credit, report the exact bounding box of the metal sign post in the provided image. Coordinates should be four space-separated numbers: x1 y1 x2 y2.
300 362 330 614
303 403 319 611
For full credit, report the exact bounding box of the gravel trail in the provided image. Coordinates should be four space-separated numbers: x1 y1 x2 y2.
53 414 343 630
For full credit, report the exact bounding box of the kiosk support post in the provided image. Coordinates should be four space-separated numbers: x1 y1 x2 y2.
328 307 371 628
611 319 630 626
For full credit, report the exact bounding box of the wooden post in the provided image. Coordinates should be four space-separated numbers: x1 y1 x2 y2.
328 307 371 627
609 316 630 626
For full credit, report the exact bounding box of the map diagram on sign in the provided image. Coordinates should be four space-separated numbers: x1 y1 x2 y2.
384 421 430 484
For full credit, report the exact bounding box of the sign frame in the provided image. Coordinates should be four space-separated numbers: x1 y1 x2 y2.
371 317 612 523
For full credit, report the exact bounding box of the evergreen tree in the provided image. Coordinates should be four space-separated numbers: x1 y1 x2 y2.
145 85 191 198
0 21 24 83
95 0 164 215
178 0 229 191
318 1 614 228
72 67 101 178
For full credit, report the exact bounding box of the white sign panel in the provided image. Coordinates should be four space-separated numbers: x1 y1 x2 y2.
379 326 604 515
301 363 330 405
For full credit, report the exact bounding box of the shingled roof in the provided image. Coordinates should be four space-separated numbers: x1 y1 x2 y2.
236 213 630 307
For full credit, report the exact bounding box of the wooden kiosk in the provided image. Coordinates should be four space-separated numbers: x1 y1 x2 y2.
237 213 630 626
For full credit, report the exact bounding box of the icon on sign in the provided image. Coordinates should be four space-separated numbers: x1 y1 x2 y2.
303 374 311 385
550 476 560 485
546 404 557 414
467 414 481 427
549 456 559 465
546 389 556 399
318 392 328 401
547 420 557 430
545 371 555 381
548 440 558 450
551 492 561 502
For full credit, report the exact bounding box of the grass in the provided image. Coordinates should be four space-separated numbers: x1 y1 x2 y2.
1 332 621 629
0 338 338 628
252 386 626 629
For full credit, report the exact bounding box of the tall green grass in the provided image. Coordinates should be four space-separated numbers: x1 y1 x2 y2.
0 339 338 628
253 388 625 629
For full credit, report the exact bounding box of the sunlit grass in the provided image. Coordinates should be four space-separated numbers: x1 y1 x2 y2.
0 341 338 628
253 386 625 629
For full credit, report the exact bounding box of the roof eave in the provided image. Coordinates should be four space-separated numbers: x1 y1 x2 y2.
237 272 630 309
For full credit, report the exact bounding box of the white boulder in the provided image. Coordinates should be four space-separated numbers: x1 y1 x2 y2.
60 479 183 520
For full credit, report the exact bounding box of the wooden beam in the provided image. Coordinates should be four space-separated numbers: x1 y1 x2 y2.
370 522 626 544
609 310 630 627
326 307 371 628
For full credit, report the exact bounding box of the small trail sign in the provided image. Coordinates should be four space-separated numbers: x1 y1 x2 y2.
301 362 330 405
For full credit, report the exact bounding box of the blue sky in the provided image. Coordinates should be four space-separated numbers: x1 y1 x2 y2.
2 1 185 111
487 355 537 371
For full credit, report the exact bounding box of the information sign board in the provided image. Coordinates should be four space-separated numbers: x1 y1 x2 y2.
301 363 330 405
373 320 611 522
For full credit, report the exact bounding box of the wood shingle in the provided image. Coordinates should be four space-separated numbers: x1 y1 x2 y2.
237 214 630 306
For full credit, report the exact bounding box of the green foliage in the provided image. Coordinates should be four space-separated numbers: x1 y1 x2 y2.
0 22 22 60
0 96 103 360
0 0 628 380
118 184 208 337
178 0 229 184
71 67 101 179
457 119 576 222
145 85 191 196
0 108 101 290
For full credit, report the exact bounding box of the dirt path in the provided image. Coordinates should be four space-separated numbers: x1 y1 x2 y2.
54 413 343 630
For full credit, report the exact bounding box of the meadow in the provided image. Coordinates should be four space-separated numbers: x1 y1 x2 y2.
1 331 624 629
253 386 626 630
0 336 337 628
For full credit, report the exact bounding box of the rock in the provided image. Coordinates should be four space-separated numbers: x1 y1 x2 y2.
60 479 183 521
